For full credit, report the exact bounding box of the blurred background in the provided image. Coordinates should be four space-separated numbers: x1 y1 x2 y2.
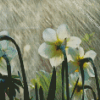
0 0 100 99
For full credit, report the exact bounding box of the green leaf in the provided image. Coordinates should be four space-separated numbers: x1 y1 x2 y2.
31 70 51 93
11 75 20 79
14 98 19 100
12 78 23 88
83 33 89 41
90 32 95 37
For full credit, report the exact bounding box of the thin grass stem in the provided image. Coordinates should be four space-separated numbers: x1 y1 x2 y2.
71 78 79 99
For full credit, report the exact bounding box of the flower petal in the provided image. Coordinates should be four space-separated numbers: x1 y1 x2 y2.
49 53 64 67
67 36 81 48
68 61 78 74
0 31 9 49
84 92 88 100
38 43 56 59
0 58 7 75
78 47 84 57
84 50 97 60
84 68 90 80
87 63 95 77
0 49 4 57
5 46 17 61
43 28 57 43
68 47 78 61
57 24 70 41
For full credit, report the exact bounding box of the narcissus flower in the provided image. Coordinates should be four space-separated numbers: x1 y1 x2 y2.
68 47 97 80
0 31 17 75
69 72 90 100
38 24 81 67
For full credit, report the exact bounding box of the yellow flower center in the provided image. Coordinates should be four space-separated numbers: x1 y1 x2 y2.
54 39 63 50
0 57 2 61
73 82 83 95
75 83 83 94
74 56 88 72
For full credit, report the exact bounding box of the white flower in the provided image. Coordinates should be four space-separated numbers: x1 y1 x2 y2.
69 72 90 100
38 24 81 67
68 47 97 80
0 31 17 75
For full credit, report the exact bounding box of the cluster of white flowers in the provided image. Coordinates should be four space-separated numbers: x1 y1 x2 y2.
38 24 97 99
0 31 17 75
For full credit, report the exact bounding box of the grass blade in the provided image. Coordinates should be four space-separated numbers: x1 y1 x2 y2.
39 86 44 100
35 83 39 100
47 67 56 100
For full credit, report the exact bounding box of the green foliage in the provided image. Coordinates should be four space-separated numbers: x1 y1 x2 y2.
82 32 95 43
30 68 63 99
31 70 51 93
82 32 95 50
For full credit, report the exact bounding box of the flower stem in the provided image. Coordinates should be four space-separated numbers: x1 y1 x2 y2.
79 62 84 100
60 42 70 100
0 80 5 100
84 85 96 100
88 58 100 100
62 62 65 100
3 54 13 100
0 36 30 100
79 58 100 100
71 78 79 99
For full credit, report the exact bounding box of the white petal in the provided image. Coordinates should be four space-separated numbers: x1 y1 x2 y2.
84 68 90 80
0 31 9 49
69 72 79 84
5 46 17 61
43 28 57 43
84 50 97 60
0 49 4 57
0 58 7 75
85 79 91 85
74 92 82 100
78 47 84 57
84 92 88 100
67 54 73 62
68 47 78 61
67 36 81 48
68 61 78 74
38 43 56 59
57 24 70 41
49 54 64 67
87 64 95 77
